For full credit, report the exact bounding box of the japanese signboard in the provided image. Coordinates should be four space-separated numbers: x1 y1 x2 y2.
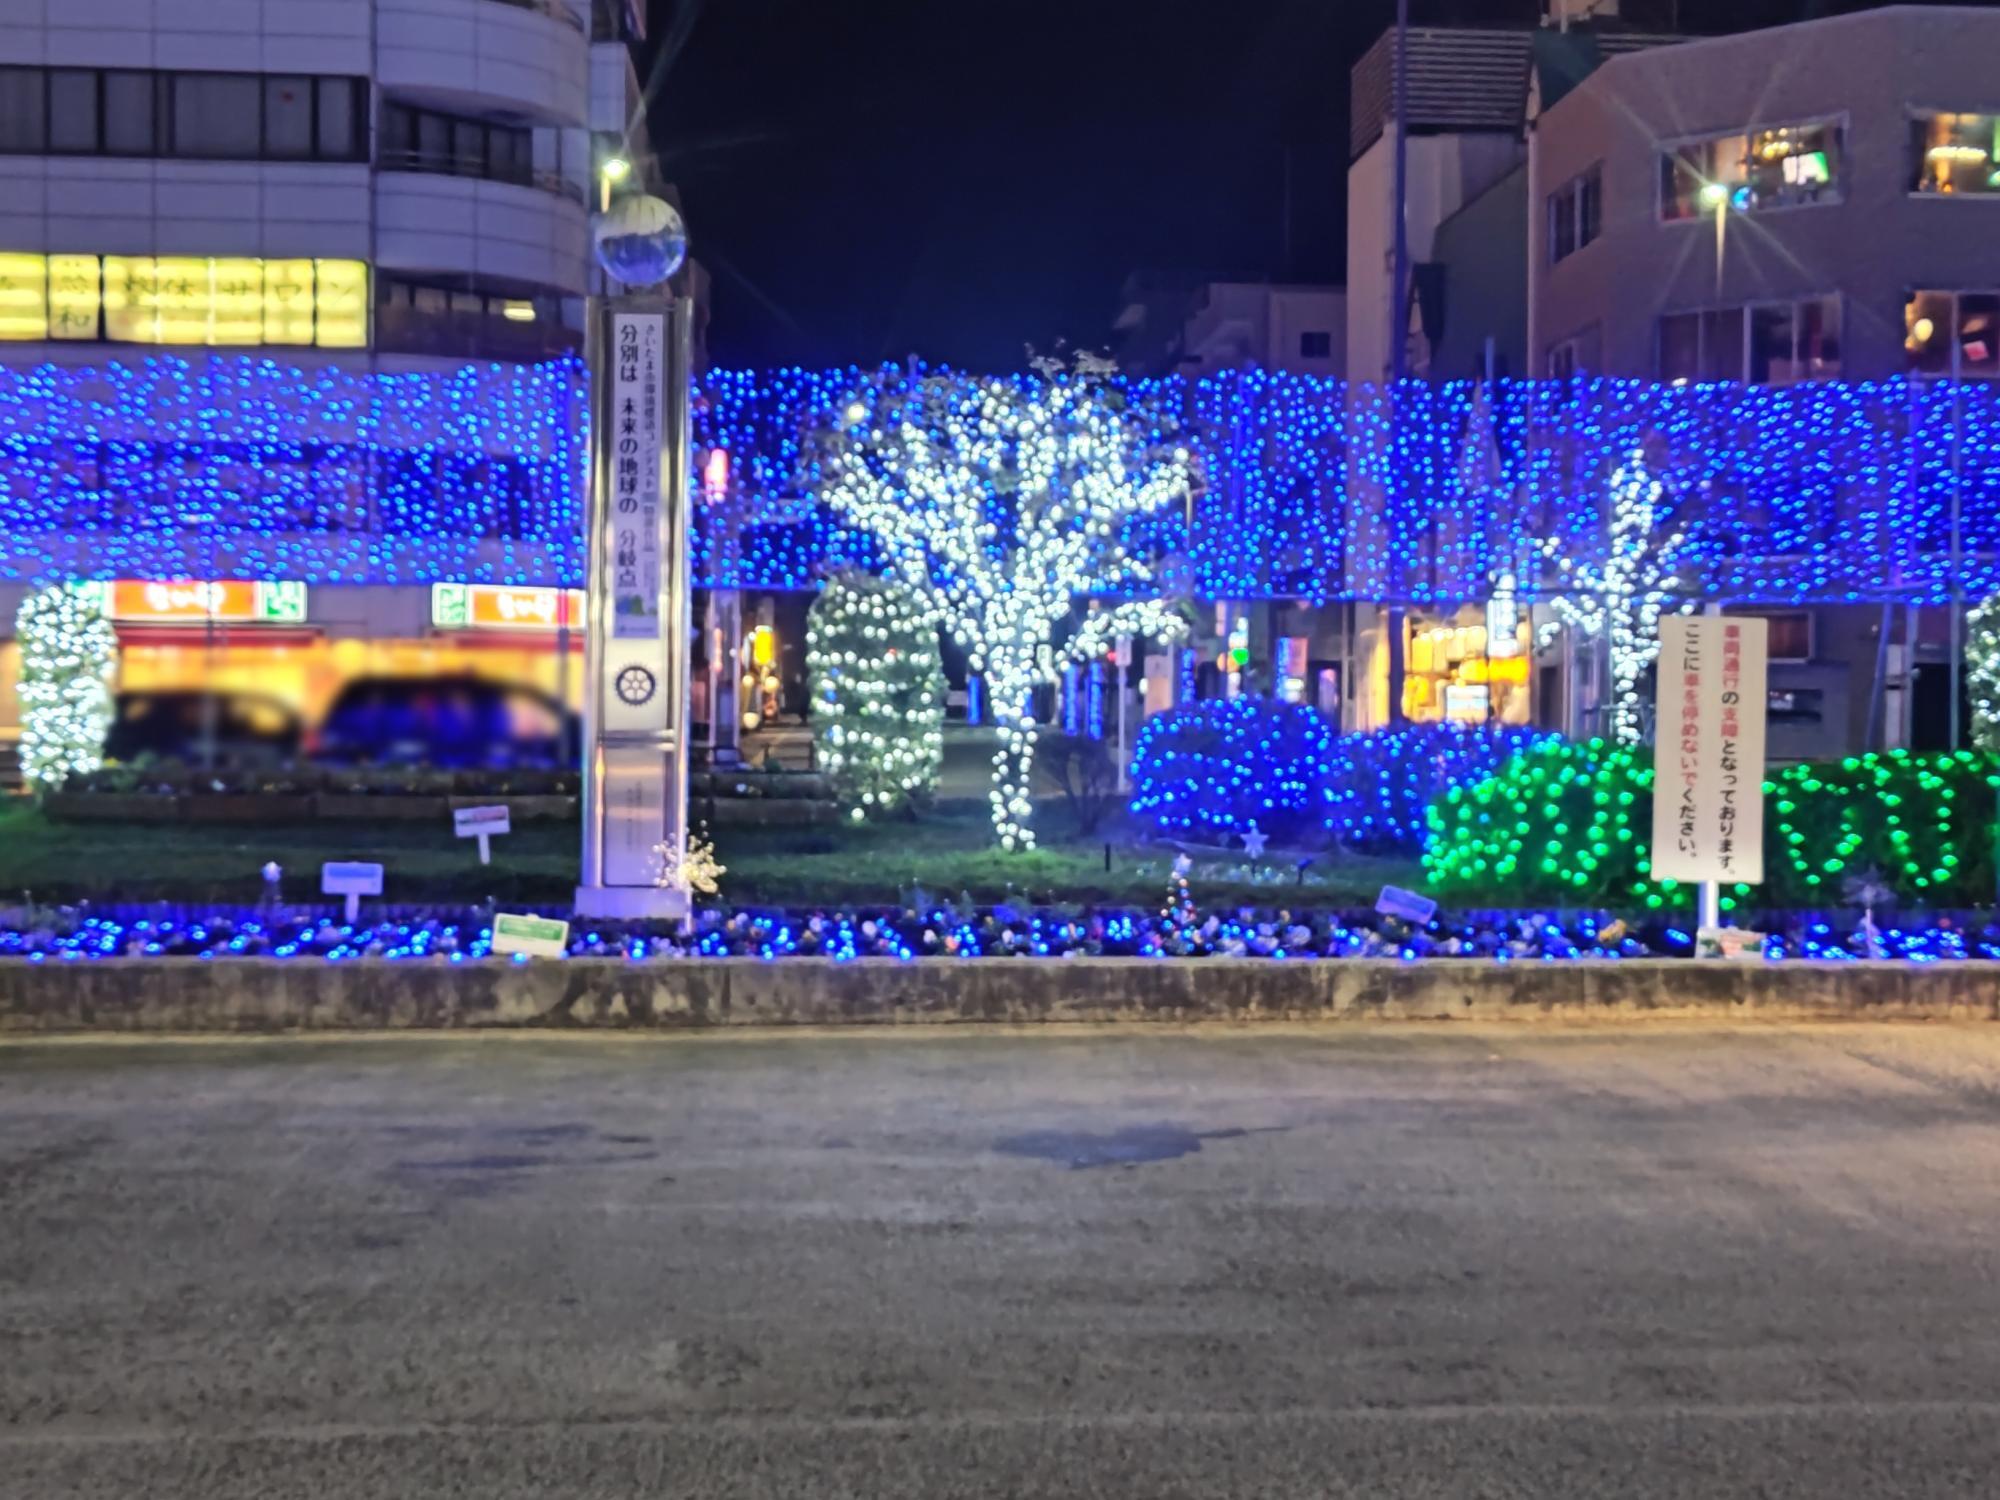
0 253 365 347
1651 615 1767 885
94 579 307 624
431 583 583 632
609 312 664 642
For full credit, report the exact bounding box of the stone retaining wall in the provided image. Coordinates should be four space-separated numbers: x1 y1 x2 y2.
0 958 1995 1032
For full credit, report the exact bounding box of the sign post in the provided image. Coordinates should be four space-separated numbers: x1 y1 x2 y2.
453 804 511 866
575 295 694 920
1651 613 1768 940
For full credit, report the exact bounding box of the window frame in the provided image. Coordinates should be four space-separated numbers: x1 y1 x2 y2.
1907 107 2000 199
1729 609 1814 664
377 99 533 188
1298 329 1331 360
0 65 366 162
1656 294 1841 386
1904 287 2000 379
1546 162 1603 265
1656 113 1848 223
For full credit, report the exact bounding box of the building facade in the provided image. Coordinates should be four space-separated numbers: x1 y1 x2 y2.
0 0 681 755
1528 3 2000 752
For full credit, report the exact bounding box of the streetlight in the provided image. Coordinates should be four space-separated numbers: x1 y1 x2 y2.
599 155 631 214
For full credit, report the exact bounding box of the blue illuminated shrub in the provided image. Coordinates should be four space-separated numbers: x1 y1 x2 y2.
1130 707 1558 852
1128 698 1339 844
1324 724 1559 853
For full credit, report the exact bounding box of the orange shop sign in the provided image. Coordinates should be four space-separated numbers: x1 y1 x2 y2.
97 579 307 624
431 583 583 631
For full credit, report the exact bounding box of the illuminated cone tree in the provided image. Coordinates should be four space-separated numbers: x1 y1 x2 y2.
819 355 1191 849
807 569 946 821
16 581 117 790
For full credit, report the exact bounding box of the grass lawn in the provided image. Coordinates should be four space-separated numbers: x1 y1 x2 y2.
0 797 1421 910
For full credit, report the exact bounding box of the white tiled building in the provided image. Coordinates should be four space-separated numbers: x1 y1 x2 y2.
0 0 667 366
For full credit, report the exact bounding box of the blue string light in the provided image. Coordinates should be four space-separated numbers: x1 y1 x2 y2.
1 357 1996 602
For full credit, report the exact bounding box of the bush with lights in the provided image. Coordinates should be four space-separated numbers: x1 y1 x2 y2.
806 570 945 821
1765 751 1998 907
1324 723 1561 853
1426 738 1658 907
16 581 118 791
1127 698 1340 845
1427 741 2000 911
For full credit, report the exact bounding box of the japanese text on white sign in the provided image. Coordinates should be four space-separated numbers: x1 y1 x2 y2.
1650 615 1767 885
609 313 663 640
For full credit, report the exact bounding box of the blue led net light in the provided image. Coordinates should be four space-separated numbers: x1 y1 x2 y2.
3 354 1998 604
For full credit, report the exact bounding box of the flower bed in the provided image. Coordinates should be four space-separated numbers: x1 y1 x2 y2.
0 903 1993 964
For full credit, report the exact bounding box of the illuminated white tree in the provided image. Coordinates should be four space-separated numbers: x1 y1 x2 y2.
1970 590 2000 754
819 357 1191 849
808 570 946 821
1536 449 1694 745
16 581 117 789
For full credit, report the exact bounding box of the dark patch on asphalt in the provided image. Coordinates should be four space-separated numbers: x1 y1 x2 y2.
506 1123 595 1145
598 1133 652 1145
993 1124 1279 1170
820 1137 855 1149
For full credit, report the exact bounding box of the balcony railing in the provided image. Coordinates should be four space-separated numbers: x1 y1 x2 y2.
375 304 583 363
487 0 584 32
377 148 586 205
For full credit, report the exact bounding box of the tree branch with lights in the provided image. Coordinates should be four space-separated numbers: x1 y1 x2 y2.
1535 448 1695 745
817 356 1193 849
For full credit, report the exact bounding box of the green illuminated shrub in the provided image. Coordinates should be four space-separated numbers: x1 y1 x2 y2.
1425 744 2000 912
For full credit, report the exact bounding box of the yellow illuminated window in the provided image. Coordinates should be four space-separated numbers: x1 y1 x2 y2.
0 253 48 341
210 258 265 345
103 256 160 343
4 251 373 347
151 257 213 345
263 258 316 345
48 254 98 339
313 258 369 348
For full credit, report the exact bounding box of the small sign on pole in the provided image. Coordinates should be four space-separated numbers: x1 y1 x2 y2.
492 913 570 960
1375 885 1437 925
320 861 383 924
1651 614 1768 947
453 804 512 866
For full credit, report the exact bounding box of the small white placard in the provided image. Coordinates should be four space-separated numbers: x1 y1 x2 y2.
454 805 512 839
321 862 384 896
492 914 570 960
1375 885 1437 924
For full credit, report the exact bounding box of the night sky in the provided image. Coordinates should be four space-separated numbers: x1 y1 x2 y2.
644 0 1982 370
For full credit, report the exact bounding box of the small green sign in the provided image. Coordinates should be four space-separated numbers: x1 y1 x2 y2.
492 913 570 959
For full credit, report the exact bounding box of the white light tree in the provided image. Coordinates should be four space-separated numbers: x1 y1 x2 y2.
1969 590 2000 754
1536 448 1694 745
16 581 117 790
818 355 1192 849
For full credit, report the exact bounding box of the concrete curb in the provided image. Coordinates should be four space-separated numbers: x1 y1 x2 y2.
1 958 1997 1032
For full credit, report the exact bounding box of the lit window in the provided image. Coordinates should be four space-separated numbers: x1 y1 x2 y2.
1660 119 1842 220
1906 289 2000 378
1909 111 2000 195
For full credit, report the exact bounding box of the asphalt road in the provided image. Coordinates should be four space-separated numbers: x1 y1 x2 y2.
8 1025 2000 1497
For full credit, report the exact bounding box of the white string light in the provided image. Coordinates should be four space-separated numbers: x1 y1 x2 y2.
807 570 946 821
1536 449 1692 745
16 581 117 789
820 355 1192 849
1969 590 2000 753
